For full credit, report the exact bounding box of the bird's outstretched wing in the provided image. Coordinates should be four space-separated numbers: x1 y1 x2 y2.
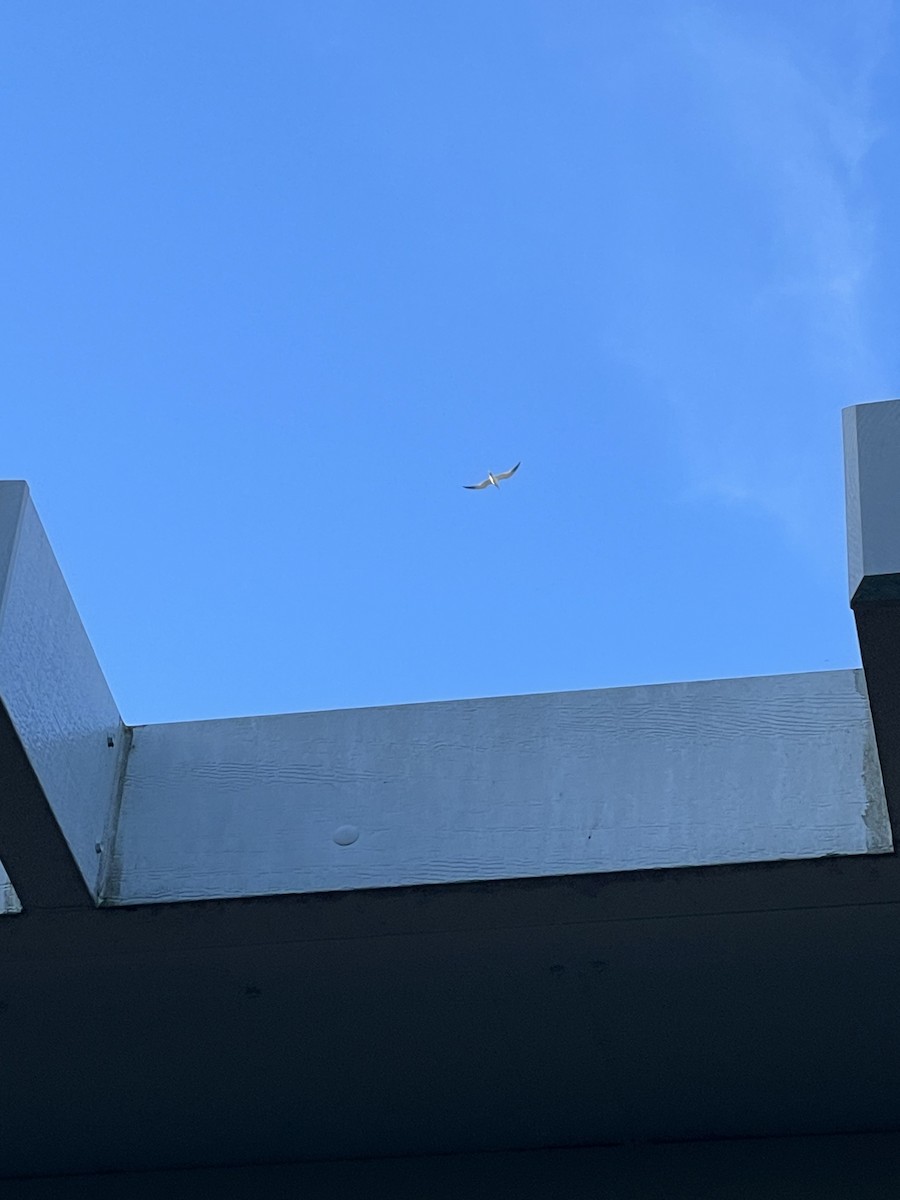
463 477 492 489
493 462 521 481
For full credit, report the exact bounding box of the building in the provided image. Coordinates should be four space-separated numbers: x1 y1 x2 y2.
1 401 899 1196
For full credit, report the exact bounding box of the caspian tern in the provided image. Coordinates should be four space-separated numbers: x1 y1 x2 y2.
463 462 521 490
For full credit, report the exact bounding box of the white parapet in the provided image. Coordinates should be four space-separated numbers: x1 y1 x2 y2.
0 478 893 912
104 668 890 905
0 481 124 906
844 399 900 603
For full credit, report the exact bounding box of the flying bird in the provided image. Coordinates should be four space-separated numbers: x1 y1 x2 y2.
464 462 521 490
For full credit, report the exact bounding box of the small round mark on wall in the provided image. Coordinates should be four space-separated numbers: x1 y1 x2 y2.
332 824 360 846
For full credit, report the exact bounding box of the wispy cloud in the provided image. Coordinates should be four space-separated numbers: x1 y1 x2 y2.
680 4 885 368
664 2 892 548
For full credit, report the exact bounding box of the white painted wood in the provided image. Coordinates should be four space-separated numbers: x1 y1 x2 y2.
0 482 124 904
843 399 900 601
108 668 889 905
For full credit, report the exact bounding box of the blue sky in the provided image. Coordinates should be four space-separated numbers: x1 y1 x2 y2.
2 1 896 724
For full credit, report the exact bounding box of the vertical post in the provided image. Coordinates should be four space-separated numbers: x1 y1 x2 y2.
843 400 900 827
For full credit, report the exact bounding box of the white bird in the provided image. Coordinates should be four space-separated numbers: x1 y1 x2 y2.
463 462 521 490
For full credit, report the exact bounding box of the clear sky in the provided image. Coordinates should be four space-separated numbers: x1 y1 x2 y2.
2 1 896 725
